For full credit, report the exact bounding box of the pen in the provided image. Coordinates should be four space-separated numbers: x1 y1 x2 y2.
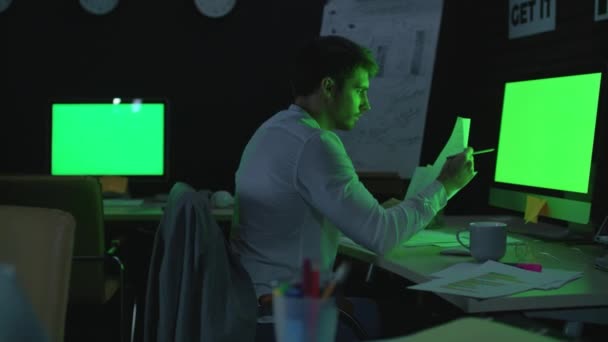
273 282 290 297
472 148 495 155
310 267 320 298
504 262 542 272
321 262 351 299
447 148 495 160
302 258 312 296
284 286 303 298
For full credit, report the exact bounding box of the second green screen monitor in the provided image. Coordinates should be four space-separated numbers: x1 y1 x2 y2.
51 102 165 176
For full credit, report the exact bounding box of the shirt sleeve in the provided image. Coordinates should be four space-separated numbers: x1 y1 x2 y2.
294 131 448 255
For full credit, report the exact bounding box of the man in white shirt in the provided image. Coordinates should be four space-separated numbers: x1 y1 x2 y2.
232 35 475 339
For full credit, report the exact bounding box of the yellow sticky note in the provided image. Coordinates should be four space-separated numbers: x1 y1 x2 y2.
99 176 129 194
524 195 548 223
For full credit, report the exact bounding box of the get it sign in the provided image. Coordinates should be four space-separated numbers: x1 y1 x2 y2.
509 0 556 39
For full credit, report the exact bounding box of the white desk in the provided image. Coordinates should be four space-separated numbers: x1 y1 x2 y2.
103 204 233 223
339 215 608 326
370 317 559 342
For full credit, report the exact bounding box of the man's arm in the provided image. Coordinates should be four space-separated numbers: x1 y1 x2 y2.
295 131 449 255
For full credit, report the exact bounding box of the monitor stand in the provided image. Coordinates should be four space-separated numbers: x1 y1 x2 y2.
505 217 571 240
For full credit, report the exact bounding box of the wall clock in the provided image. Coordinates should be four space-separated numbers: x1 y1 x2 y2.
194 0 236 18
0 0 13 14
79 0 120 15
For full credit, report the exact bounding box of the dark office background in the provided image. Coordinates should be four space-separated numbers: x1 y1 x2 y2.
1 0 607 222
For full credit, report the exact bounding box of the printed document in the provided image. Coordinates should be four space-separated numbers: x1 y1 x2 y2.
409 260 582 298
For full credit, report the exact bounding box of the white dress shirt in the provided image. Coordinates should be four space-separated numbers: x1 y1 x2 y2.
232 104 448 297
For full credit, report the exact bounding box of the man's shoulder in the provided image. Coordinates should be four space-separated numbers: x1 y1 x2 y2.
259 108 297 128
303 130 345 154
260 108 324 140
302 128 340 143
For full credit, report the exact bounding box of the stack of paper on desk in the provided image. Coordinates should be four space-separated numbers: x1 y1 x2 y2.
429 262 582 290
409 260 583 299
402 230 460 247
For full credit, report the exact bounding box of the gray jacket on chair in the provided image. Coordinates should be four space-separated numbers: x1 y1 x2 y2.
143 182 258 342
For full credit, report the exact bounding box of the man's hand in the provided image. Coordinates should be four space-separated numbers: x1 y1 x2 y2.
437 147 476 198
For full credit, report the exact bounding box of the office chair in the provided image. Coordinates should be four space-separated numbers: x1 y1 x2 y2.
0 175 128 342
143 182 258 342
0 205 75 342
0 265 48 342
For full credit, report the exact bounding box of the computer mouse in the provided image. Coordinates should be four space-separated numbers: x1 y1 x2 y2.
211 190 234 208
439 248 471 256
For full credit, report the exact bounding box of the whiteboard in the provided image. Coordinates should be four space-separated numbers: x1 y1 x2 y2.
321 0 444 178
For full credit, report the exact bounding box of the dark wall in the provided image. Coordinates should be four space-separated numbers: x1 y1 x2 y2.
0 0 325 194
1 1 607 220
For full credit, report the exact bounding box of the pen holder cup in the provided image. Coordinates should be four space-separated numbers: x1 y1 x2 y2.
272 294 338 342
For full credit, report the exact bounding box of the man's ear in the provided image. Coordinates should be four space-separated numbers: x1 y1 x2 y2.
320 77 335 98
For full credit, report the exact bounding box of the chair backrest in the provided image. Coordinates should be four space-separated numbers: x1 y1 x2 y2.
0 205 75 342
144 182 258 342
0 175 107 304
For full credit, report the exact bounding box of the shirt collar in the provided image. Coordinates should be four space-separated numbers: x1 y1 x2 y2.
289 104 321 129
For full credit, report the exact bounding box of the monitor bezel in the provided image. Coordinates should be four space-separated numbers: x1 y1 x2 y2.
47 97 170 182
488 68 605 227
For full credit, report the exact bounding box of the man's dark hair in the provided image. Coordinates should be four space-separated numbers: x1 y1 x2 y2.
289 35 379 97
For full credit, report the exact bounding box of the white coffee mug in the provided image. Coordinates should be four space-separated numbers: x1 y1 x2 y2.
456 221 507 262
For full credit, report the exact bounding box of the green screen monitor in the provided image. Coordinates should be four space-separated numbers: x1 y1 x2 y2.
489 72 602 226
51 99 166 178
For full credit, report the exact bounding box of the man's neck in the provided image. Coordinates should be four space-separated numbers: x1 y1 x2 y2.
294 96 332 130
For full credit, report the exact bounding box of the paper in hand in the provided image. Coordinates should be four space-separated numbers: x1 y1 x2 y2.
405 116 470 199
